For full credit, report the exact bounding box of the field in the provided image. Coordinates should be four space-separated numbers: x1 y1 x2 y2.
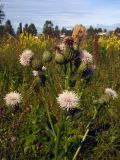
0 29 120 160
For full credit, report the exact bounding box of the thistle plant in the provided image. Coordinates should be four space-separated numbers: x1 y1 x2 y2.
1 25 119 160
4 91 22 107
52 32 96 159
18 29 119 160
19 49 34 66
72 88 118 160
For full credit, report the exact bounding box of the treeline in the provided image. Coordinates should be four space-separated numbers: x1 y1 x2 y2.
0 20 72 37
87 26 107 35
0 19 109 38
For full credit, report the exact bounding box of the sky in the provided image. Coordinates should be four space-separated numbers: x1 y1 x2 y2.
1 0 120 32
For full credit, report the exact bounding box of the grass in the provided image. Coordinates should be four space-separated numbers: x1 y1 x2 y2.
0 34 120 160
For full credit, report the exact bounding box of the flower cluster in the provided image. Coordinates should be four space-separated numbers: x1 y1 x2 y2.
42 66 47 71
32 70 39 77
4 92 22 106
63 36 74 47
57 90 79 111
105 88 118 99
99 34 120 51
80 50 93 63
19 49 34 66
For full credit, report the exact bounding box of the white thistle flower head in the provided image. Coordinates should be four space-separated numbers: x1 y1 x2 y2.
19 49 34 66
105 88 118 99
81 50 93 63
42 66 47 71
32 70 39 76
57 90 79 111
4 92 22 106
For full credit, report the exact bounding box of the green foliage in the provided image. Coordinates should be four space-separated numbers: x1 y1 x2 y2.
115 27 120 33
61 27 72 36
54 25 60 37
23 23 37 36
0 34 120 160
4 20 15 36
43 20 54 36
16 23 22 35
28 23 37 35
87 26 104 35
0 4 5 24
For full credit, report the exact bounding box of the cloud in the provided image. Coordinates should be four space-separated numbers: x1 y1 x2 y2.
2 0 120 30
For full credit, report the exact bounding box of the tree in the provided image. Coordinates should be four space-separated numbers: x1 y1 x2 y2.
115 27 120 33
65 29 72 36
61 27 72 36
0 4 5 24
17 22 22 35
23 23 29 35
54 25 60 37
61 27 67 34
87 26 103 35
28 23 37 35
23 23 37 36
0 24 4 36
43 20 54 36
4 20 15 35
104 29 107 32
97 28 102 33
87 26 95 35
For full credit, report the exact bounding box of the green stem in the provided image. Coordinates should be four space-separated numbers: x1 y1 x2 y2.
64 64 67 75
55 61 71 159
47 71 57 98
55 111 63 160
44 97 56 137
72 127 90 160
65 62 72 89
72 104 103 160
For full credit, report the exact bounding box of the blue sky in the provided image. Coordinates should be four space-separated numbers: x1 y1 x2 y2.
1 0 120 31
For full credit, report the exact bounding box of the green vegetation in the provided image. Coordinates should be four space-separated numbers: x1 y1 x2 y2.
1 5 120 159
0 26 120 159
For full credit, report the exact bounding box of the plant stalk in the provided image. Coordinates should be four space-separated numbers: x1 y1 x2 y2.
55 110 63 160
44 99 56 137
72 104 103 160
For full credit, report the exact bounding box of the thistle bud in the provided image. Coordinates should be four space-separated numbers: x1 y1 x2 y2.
77 62 86 74
63 36 74 47
55 52 65 64
97 88 118 105
64 47 75 62
42 51 52 63
98 95 110 105
32 59 42 70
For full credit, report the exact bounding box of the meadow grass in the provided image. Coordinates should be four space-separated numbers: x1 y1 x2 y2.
0 34 120 160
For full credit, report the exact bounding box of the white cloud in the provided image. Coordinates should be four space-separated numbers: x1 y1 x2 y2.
2 0 120 30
